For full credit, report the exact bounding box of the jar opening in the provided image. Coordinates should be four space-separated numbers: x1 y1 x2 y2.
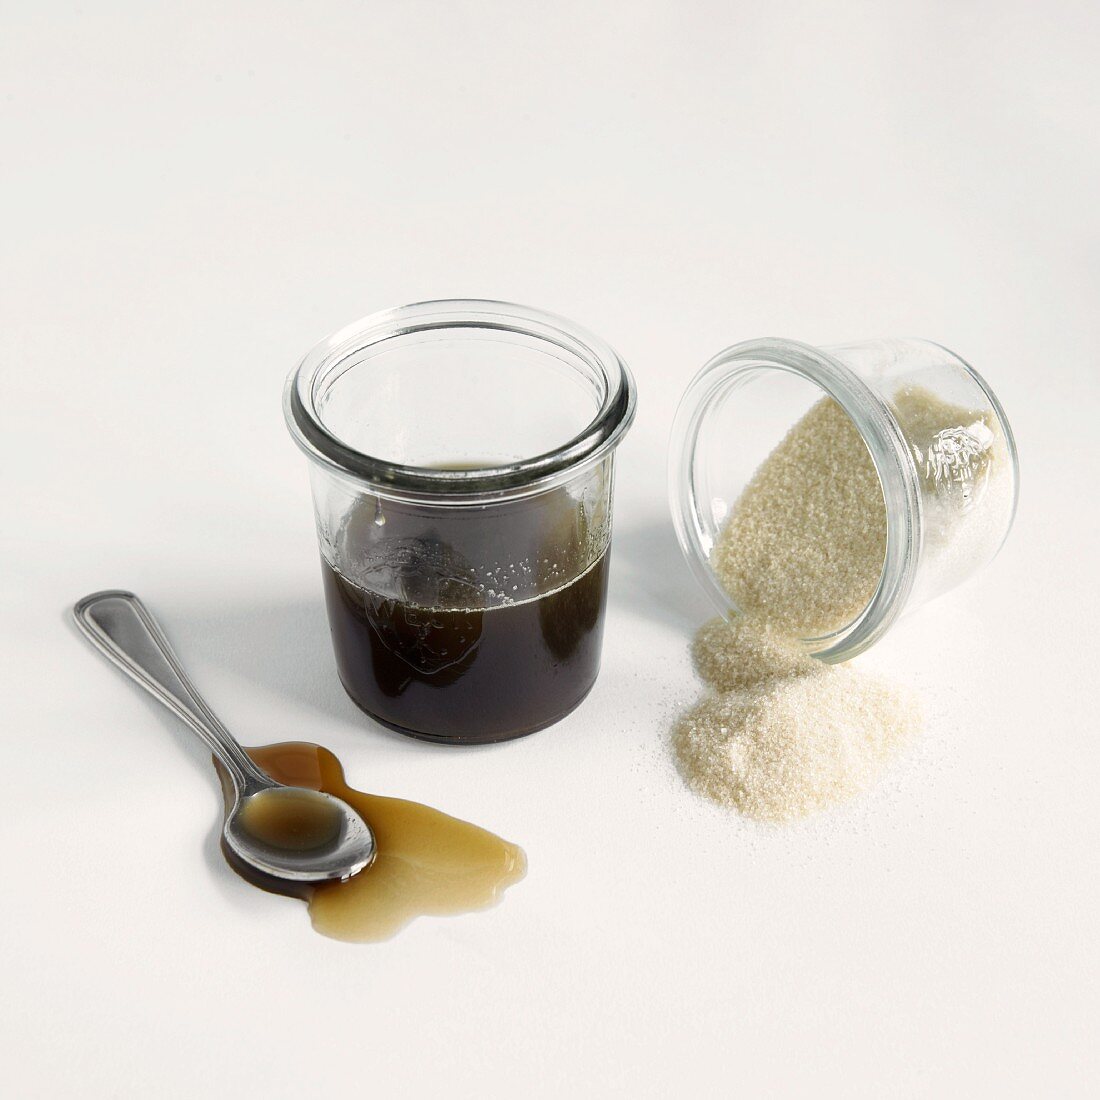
286 300 636 501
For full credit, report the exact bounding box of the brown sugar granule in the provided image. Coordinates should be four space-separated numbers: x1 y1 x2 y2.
691 615 817 692
711 397 887 638
673 654 921 823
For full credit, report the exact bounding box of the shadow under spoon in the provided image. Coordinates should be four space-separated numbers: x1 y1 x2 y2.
72 590 376 884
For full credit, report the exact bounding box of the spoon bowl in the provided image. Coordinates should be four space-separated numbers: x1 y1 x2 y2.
225 785 375 883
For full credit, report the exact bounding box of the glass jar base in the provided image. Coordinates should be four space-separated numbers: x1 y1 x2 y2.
335 672 599 745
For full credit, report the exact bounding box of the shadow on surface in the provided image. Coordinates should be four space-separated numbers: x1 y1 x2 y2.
610 518 713 632
173 595 356 726
63 606 291 900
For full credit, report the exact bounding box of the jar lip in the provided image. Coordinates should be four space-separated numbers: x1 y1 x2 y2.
284 299 637 501
668 336 922 663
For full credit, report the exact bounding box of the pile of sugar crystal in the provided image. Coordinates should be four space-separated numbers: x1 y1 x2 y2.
675 617 922 823
690 614 816 692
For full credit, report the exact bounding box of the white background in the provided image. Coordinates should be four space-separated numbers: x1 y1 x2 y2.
4 2 1098 1096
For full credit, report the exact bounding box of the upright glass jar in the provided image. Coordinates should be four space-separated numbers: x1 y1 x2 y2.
285 300 636 744
670 337 1019 661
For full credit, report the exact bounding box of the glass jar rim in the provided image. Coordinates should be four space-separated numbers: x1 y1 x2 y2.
284 299 637 502
668 337 928 663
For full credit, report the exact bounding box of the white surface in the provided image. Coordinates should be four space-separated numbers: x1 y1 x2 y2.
4 2 1098 1096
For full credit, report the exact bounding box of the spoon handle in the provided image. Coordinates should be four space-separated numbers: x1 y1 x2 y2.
72 590 268 793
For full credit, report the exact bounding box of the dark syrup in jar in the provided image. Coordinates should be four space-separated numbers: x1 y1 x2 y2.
320 473 611 743
322 552 608 743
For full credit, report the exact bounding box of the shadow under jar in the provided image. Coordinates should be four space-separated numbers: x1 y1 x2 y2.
285 300 637 744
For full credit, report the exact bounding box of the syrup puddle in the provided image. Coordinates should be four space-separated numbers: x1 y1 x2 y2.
215 742 526 942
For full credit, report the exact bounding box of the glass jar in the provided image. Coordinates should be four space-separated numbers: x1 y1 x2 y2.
670 337 1019 661
284 300 636 744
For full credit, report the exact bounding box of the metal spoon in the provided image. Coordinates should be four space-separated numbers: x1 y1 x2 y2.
72 590 375 884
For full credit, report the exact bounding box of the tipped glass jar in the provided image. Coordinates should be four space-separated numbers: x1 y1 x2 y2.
670 338 1019 661
285 300 636 744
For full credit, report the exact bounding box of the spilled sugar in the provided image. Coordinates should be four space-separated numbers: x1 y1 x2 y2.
675 388 1006 823
676 619 921 823
690 614 816 692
